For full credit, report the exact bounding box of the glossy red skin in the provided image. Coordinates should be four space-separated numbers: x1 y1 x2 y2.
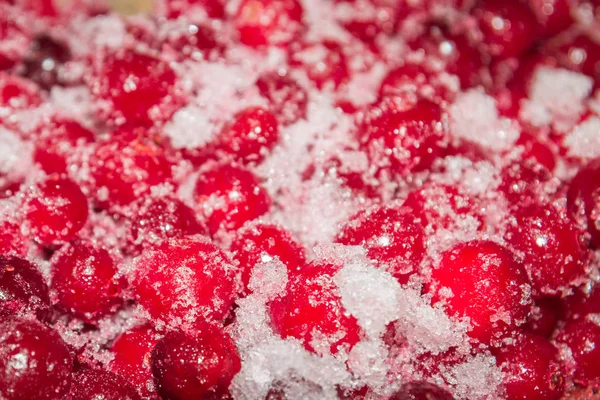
527 0 574 37
378 63 433 98
67 368 141 400
91 49 184 126
132 236 237 324
234 0 304 47
268 261 362 354
525 297 561 338
0 319 72 400
109 325 160 396
492 332 564 400
567 157 600 248
231 223 306 293
429 241 532 345
127 196 204 254
34 117 95 175
505 204 589 296
290 40 349 90
515 132 556 172
498 160 555 207
0 256 49 320
336 205 426 284
88 134 174 210
554 318 600 388
162 0 226 19
561 284 600 320
0 72 42 110
50 242 124 321
216 107 279 164
472 0 541 59
389 381 455 400
151 324 241 400
0 221 29 257
551 34 600 80
256 71 308 126
163 24 222 61
194 164 271 235
22 175 89 245
357 96 448 177
23 34 71 90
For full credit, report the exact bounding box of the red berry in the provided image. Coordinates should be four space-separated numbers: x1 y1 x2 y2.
256 71 308 126
472 0 540 59
234 0 304 47
378 63 434 99
88 134 174 210
357 96 448 177
498 160 555 207
562 284 600 320
132 236 237 324
551 34 600 80
163 23 222 61
505 203 589 296
567 157 600 248
33 117 94 175
268 261 362 354
231 223 306 293
50 241 124 321
151 324 241 399
390 381 455 400
22 34 71 90
428 241 532 345
193 164 271 235
215 106 279 164
525 297 561 338
0 256 49 320
0 72 42 110
491 332 565 400
554 318 600 388
162 0 226 19
67 368 141 400
126 196 204 253
0 319 72 400
109 325 160 396
527 0 574 37
91 49 184 126
336 205 426 284
290 40 349 90
515 132 556 172
22 175 89 245
0 220 29 257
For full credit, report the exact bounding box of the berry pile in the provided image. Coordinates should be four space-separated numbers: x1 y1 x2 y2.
0 0 600 399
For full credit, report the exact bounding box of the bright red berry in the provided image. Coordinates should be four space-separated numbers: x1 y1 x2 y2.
50 241 124 321
0 319 72 400
527 0 574 37
234 0 304 47
132 236 237 324
22 175 88 245
336 205 426 284
163 23 222 61
567 157 600 248
389 381 455 400
551 34 600 80
290 40 349 90
525 297 561 338
0 72 42 110
268 261 362 354
151 324 241 399
505 203 589 296
554 318 600 388
498 160 556 208
67 368 141 400
0 220 28 257
193 164 271 235
428 241 532 345
256 71 308 126
0 256 49 320
162 0 226 19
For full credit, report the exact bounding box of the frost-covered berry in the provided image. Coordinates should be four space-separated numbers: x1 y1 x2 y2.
50 241 124 321
132 236 237 324
562 285 600 321
428 241 532 345
554 318 600 388
290 40 349 90
0 319 72 400
389 381 455 400
234 0 304 47
498 160 555 207
67 368 141 400
151 324 241 399
268 261 362 354
22 175 88 245
0 221 29 257
0 72 42 110
256 71 308 126
0 256 49 320
567 157 600 248
194 164 271 235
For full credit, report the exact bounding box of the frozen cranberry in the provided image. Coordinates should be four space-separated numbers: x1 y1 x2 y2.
554 318 600 388
231 223 306 293
50 241 124 321
505 203 589 295
551 34 600 80
256 71 308 126
215 106 279 164
33 117 94 175
22 34 70 90
126 196 203 253
164 23 222 61
336 205 425 284
390 381 455 400
0 319 72 400
428 241 531 345
0 11 28 71
132 236 237 323
67 368 141 400
88 133 174 210
162 0 226 19
378 63 432 98
0 220 28 257
193 164 271 235
151 324 241 399
91 49 184 126
562 284 600 320
492 332 564 400
290 40 349 90
0 256 49 320
341 0 397 45
515 132 556 172
527 0 574 37
567 157 600 248
234 0 304 47
22 175 88 245
357 96 448 177
268 261 361 354
498 159 556 207
0 72 42 110
472 0 540 59
109 325 160 396
525 297 561 338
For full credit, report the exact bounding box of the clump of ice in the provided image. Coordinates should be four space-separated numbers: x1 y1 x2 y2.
68 14 126 56
163 105 217 149
564 117 600 160
444 353 505 400
449 89 519 151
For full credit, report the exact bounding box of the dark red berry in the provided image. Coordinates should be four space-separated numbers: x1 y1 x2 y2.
562 284 600 320
256 71 308 126
527 0 574 37
22 34 71 90
525 297 561 338
554 318 600 388
0 256 49 320
234 0 304 47
163 23 222 61
67 368 141 400
567 157 600 248
390 381 455 400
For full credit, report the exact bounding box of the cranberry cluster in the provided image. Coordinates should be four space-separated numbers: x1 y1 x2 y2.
0 0 599 399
